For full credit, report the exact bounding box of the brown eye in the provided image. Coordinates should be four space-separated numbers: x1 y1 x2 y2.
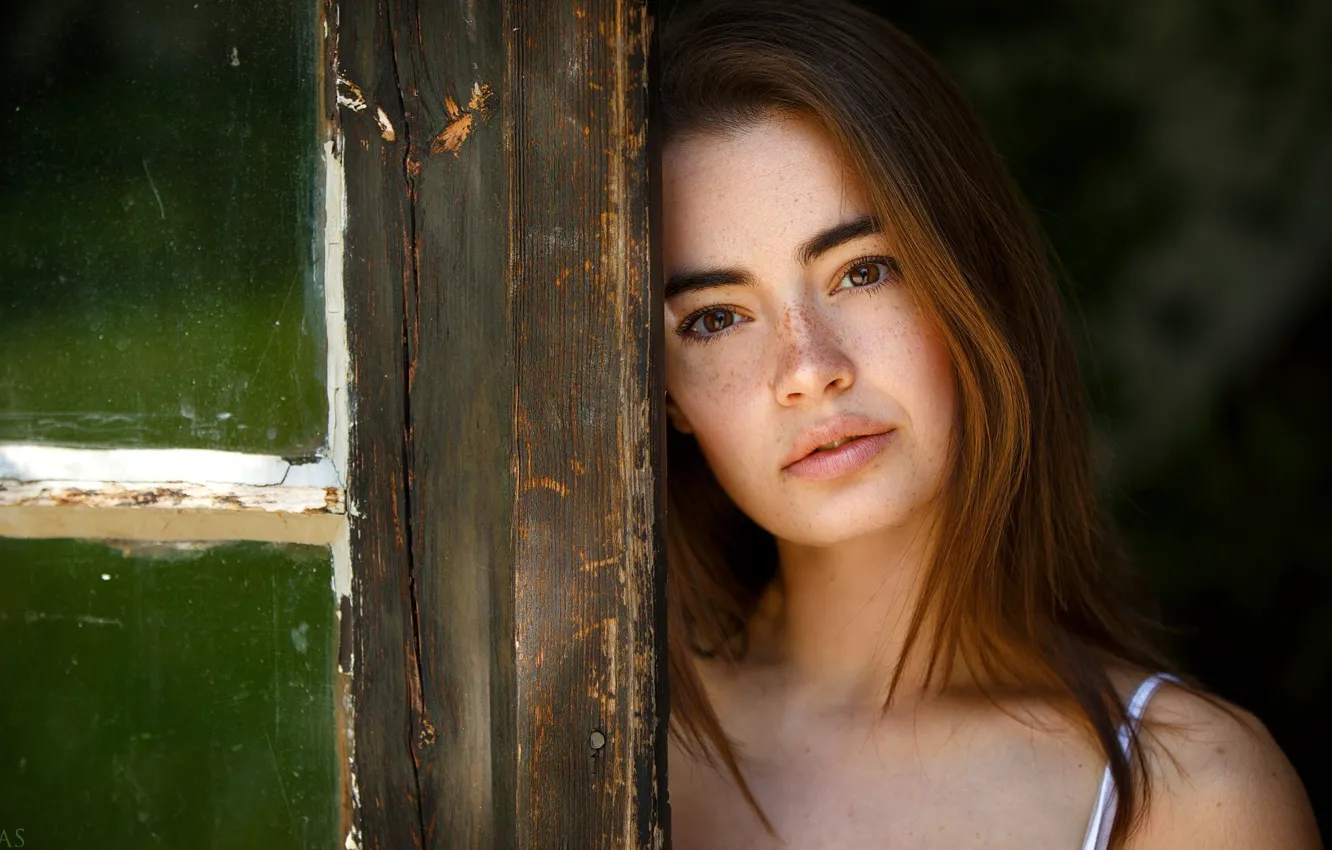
834 257 899 293
676 305 746 343
699 309 735 334
848 262 882 286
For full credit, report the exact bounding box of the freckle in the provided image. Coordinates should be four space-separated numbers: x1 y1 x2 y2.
1215 746 1226 755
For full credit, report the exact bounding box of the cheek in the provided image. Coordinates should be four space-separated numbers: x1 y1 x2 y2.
854 303 957 449
664 347 768 472
900 328 958 489
664 339 764 420
912 330 958 432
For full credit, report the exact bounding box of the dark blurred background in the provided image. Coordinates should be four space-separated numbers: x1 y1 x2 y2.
861 0 1332 835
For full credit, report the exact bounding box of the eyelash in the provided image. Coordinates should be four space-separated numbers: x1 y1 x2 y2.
673 255 901 345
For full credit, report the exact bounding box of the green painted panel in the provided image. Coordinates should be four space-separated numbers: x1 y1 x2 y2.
0 539 339 849
0 0 326 453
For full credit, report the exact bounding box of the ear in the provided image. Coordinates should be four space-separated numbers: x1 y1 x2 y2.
664 392 694 434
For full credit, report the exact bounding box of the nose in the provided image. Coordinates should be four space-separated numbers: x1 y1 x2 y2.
771 304 855 406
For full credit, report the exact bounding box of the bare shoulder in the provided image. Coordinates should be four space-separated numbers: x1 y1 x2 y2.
1132 680 1322 849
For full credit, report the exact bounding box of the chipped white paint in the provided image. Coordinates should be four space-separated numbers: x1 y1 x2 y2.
373 107 396 142
327 17 361 849
331 511 352 599
0 444 339 488
323 138 351 492
323 134 354 602
0 479 341 513
0 141 353 553
340 668 362 850
0 464 344 544
336 76 367 113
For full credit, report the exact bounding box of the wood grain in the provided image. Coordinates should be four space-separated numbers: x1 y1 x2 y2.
340 0 423 847
340 0 666 846
391 0 517 846
507 2 667 847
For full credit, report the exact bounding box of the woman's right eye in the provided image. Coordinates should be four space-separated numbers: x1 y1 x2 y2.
677 307 745 342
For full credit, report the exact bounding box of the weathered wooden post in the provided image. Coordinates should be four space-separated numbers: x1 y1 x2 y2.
340 0 667 846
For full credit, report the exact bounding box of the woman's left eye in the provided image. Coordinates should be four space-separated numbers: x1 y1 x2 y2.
833 257 900 292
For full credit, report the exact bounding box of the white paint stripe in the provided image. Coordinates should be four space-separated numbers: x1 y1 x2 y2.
0 444 340 488
324 138 351 493
325 132 353 601
331 512 352 598
0 480 340 513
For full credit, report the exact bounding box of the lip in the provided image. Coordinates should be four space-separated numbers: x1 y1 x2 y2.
780 414 896 472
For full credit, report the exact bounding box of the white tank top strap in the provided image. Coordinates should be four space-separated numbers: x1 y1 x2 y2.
1078 673 1180 850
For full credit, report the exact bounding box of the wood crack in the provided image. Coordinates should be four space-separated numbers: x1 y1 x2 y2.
385 3 431 846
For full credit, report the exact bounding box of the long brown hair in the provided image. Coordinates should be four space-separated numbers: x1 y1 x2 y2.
661 2 1175 847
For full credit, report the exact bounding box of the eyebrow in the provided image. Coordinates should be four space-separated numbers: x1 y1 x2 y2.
795 214 881 267
664 214 882 301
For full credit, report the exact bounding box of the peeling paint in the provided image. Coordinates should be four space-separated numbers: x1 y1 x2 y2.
0 479 342 513
0 445 339 488
432 111 474 156
322 134 354 600
468 81 495 116
336 76 368 112
373 106 396 142
429 82 495 157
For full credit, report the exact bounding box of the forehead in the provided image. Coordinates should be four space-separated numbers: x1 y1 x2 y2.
661 115 871 269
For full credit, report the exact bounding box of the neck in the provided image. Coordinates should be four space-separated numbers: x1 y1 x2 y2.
746 517 954 714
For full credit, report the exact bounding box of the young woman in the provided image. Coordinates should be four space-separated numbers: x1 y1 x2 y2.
658 2 1321 848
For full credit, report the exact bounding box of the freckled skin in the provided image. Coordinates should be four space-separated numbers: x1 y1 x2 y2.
661 115 1320 850
660 115 1113 850
662 116 956 548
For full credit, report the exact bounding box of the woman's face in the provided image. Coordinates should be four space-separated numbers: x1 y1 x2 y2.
662 114 957 547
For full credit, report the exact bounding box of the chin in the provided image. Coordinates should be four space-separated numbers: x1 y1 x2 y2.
760 502 927 549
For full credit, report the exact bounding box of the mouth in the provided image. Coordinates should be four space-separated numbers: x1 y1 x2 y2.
811 435 863 452
783 429 896 481
781 415 895 470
